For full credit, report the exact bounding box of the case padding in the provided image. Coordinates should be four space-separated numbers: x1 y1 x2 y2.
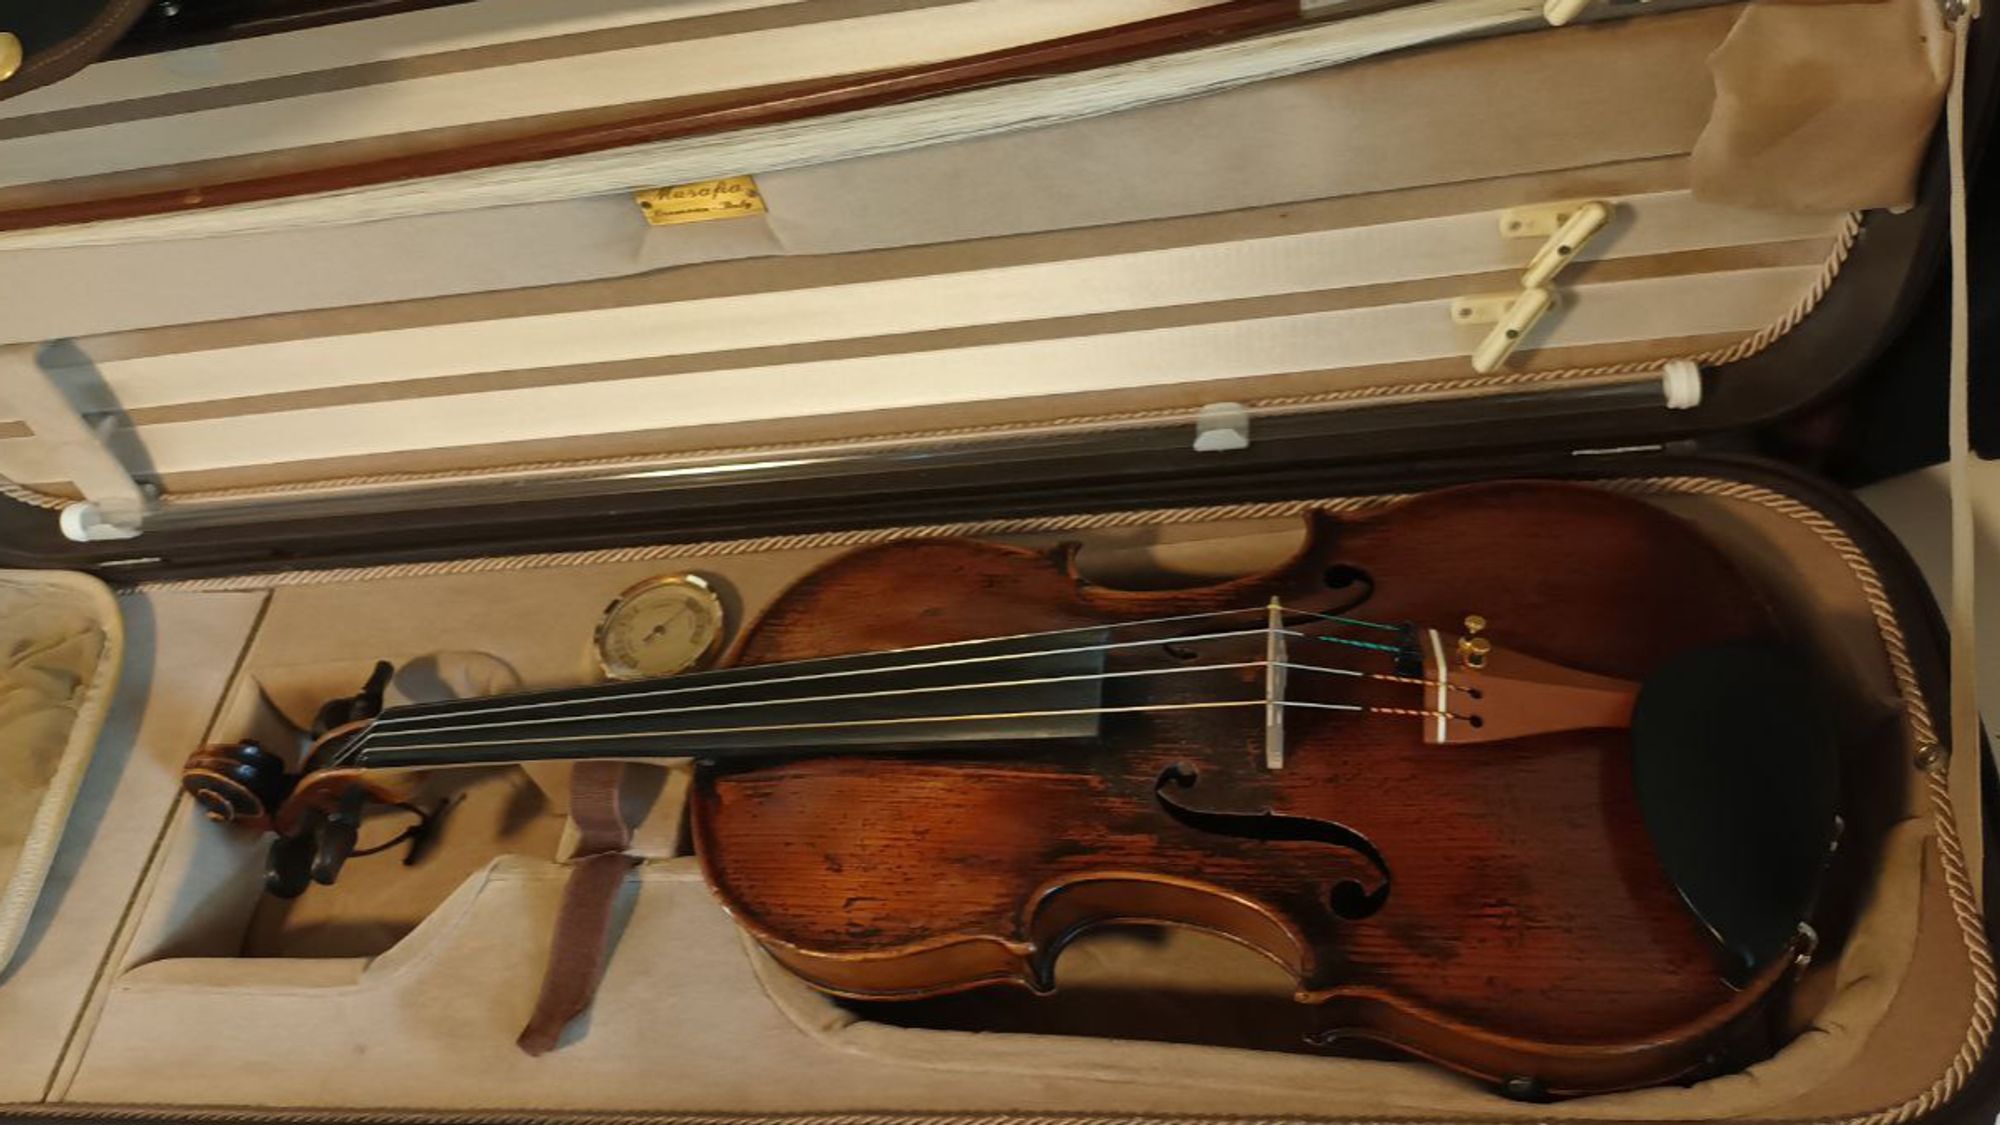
0 487 1974 1123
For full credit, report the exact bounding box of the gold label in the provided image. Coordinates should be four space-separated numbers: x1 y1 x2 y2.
634 176 766 227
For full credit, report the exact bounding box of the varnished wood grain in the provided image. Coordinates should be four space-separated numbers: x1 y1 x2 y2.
691 481 1790 1094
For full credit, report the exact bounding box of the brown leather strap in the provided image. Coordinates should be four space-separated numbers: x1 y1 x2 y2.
565 759 634 856
516 761 639 1056
0 0 152 101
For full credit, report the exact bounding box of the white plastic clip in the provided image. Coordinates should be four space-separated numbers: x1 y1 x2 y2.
0 343 150 541
1503 199 1612 288
1661 359 1703 410
59 503 145 542
1542 0 1594 25
1451 289 1558 375
1193 402 1251 452
1451 199 1612 372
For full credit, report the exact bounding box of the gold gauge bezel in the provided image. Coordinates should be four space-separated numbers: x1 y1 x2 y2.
593 573 728 681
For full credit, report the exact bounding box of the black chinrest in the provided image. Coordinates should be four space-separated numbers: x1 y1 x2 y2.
1631 643 1841 979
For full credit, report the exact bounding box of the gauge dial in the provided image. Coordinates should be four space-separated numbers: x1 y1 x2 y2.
593 574 728 680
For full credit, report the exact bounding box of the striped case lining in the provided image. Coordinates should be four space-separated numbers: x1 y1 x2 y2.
0 176 1851 494
0 0 1853 503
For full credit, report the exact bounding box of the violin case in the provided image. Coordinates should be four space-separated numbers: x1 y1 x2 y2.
0 0 1993 1122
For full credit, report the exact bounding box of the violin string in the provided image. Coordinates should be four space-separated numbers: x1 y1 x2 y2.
350 695 1476 765
357 658 1277 746
1284 606 1406 633
345 650 1475 766
1296 634 1401 656
1367 670 1476 695
366 612 1256 728
336 605 1447 770
349 654 1433 752
362 613 1407 736
1354 704 1465 720
365 624 1276 730
336 636 1448 764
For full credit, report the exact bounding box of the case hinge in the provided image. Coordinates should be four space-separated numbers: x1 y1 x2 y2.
1451 289 1559 375
1506 200 1612 289
1453 200 1614 374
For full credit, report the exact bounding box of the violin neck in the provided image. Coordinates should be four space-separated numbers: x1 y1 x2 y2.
338 631 1114 772
320 617 1641 776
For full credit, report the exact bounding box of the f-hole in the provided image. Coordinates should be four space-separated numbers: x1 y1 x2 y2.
1320 565 1376 618
1153 763 1390 920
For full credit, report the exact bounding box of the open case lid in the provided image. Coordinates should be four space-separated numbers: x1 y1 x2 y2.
0 0 1989 582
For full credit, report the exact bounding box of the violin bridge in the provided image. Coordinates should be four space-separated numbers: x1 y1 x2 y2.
1264 597 1287 770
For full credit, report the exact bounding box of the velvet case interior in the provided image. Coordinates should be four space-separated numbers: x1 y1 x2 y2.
0 476 1982 1124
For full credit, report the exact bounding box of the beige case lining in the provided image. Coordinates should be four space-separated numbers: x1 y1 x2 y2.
0 570 122 974
0 476 1981 1125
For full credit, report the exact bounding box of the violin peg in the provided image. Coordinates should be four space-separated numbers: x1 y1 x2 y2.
309 659 397 738
307 786 370 886
310 820 359 887
264 825 318 899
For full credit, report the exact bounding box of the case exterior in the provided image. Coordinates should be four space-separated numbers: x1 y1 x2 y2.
0 4 1990 1123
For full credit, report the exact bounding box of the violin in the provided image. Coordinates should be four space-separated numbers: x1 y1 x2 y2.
181 481 1839 1097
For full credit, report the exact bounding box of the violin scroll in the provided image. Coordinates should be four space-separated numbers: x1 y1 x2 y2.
178 660 447 898
182 741 293 830
193 763 446 899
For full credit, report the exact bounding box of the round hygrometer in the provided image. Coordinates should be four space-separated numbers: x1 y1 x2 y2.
593 573 728 680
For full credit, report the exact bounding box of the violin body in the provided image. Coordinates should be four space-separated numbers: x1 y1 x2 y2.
186 479 1825 1096
691 481 1787 1095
